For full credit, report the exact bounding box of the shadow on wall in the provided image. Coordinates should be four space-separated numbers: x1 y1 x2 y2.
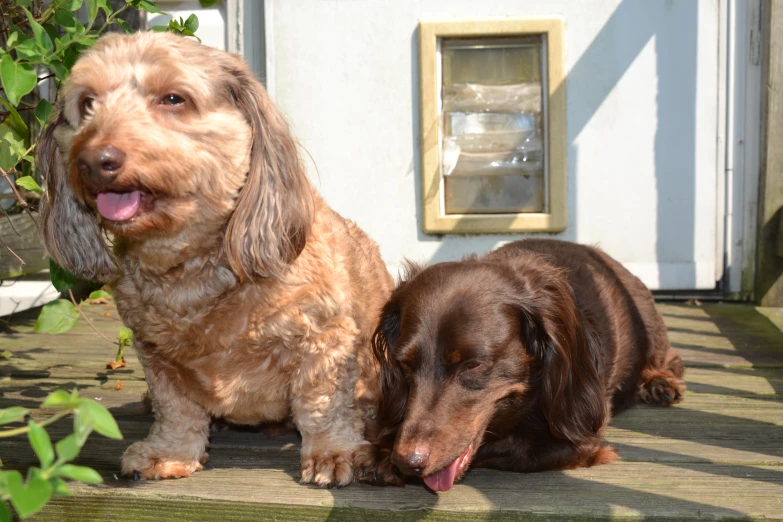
411 0 699 291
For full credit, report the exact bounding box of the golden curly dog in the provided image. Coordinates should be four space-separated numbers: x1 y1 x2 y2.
37 32 393 487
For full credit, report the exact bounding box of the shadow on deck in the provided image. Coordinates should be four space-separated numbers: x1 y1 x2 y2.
1 302 782 521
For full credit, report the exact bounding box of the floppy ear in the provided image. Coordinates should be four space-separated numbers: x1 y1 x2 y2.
370 260 425 440
222 60 314 280
515 268 606 444
371 297 407 440
37 111 117 282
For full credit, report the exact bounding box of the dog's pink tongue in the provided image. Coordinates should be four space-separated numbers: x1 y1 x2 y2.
96 191 141 221
423 457 461 492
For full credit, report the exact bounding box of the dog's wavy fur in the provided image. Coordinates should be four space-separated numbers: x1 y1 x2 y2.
38 32 392 486
360 239 685 490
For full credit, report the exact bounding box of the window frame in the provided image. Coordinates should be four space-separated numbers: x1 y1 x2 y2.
419 18 566 234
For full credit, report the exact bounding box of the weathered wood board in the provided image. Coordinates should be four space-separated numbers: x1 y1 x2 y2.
1 302 782 520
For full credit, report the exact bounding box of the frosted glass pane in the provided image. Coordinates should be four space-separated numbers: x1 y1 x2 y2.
440 36 546 214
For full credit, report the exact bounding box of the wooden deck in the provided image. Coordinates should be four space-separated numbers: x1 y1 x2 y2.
1 302 782 521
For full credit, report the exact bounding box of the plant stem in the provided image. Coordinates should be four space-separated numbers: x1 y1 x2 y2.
0 409 71 438
37 0 75 25
0 167 37 228
68 289 117 347
0 204 20 236
96 3 130 34
0 234 24 265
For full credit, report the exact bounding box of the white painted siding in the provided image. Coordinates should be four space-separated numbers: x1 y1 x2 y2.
265 0 725 290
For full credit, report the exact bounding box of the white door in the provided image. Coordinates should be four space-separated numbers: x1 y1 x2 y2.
569 0 721 290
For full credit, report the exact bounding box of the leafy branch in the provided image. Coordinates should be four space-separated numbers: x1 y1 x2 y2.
0 389 123 520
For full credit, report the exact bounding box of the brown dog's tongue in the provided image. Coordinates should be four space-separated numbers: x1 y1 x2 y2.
96 191 141 221
423 457 461 492
422 444 472 492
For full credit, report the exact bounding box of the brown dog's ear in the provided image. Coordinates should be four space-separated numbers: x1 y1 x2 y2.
222 60 314 280
371 298 407 436
37 111 117 282
515 269 606 445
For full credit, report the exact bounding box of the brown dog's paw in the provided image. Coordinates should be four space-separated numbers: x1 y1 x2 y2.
353 445 405 487
640 374 686 406
300 452 354 488
121 440 207 480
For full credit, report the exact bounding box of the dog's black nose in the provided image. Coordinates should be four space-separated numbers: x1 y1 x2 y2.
392 449 430 476
77 145 125 187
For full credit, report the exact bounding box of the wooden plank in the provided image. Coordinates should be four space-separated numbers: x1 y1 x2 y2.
3 377 781 474
661 303 783 367
0 305 142 380
3 302 783 520
755 0 783 306
24 462 783 522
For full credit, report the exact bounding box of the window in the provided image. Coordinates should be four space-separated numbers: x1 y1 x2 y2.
419 19 566 233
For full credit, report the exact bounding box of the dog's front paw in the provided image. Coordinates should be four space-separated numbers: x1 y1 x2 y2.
640 374 686 406
300 451 354 488
122 440 208 480
353 444 405 487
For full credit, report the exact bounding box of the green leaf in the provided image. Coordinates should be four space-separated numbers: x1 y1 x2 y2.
7 470 52 518
0 501 11 522
184 13 199 33
34 299 80 335
52 464 102 484
0 350 12 360
0 97 29 139
6 27 28 48
28 421 55 468
15 0 32 6
199 0 219 6
132 0 165 15
80 400 122 440
180 29 200 43
34 98 53 127
4 32 18 49
23 7 54 52
0 407 28 425
119 327 133 347
49 259 82 292
97 0 111 20
115 17 133 34
0 56 37 107
16 176 43 194
148 24 169 32
54 434 81 462
88 289 112 300
13 38 47 62
72 410 93 447
50 477 73 497
53 9 81 36
42 390 75 408
61 0 84 10
47 59 69 81
0 122 27 171
42 23 60 46
85 0 99 24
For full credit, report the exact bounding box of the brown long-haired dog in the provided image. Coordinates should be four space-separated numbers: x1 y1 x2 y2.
37 32 393 487
363 239 685 491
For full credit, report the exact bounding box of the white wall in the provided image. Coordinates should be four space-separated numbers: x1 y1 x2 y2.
265 0 725 290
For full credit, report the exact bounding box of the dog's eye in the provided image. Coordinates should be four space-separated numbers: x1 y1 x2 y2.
160 94 185 106
80 96 95 117
461 361 484 372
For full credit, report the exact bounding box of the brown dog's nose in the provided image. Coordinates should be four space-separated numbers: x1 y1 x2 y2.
77 145 125 187
392 447 431 476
